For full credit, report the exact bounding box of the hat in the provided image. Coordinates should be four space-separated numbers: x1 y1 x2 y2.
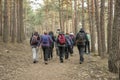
70 32 74 35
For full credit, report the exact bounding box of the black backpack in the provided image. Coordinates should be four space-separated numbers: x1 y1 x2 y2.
77 32 85 44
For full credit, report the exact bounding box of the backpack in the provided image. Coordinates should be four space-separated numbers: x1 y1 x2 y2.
58 34 66 45
77 32 85 43
66 36 71 46
31 35 38 44
70 35 75 44
42 35 49 44
86 34 90 41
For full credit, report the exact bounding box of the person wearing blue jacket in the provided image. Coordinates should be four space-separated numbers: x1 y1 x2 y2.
40 31 53 64
65 33 73 59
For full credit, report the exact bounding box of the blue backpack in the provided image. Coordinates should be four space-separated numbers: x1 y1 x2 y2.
42 35 49 44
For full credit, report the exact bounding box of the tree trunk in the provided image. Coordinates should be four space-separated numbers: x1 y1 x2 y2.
74 0 77 34
94 0 102 56
65 1 68 33
108 0 120 73
107 0 113 54
0 0 2 36
100 0 106 57
87 0 96 52
11 0 16 42
90 0 96 52
19 0 24 42
3 0 9 42
17 0 21 43
8 0 12 37
58 0 62 31
71 0 74 33
82 0 85 29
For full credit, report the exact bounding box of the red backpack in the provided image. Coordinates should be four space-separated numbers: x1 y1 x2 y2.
58 34 66 45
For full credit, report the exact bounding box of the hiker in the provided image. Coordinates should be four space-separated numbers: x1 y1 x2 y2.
56 31 66 63
69 32 75 53
85 32 90 54
55 36 59 56
30 32 40 63
65 33 73 59
40 31 53 64
76 28 86 64
48 31 55 59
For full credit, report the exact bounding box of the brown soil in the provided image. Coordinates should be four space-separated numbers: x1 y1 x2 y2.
0 42 118 80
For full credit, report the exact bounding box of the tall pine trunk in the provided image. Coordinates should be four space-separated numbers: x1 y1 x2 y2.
82 0 85 29
94 0 102 56
19 0 24 42
3 0 9 42
100 0 106 57
11 0 16 42
91 0 96 52
17 0 21 43
87 0 96 53
107 0 113 54
74 0 77 34
58 0 62 31
108 0 120 73
0 0 2 36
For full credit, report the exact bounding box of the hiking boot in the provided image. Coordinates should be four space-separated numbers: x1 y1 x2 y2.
33 61 37 63
80 61 83 64
60 60 64 63
44 61 48 65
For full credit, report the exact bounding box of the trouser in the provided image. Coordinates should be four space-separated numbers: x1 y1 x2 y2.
85 41 90 53
65 46 73 59
65 47 69 59
69 46 73 55
77 45 84 62
42 46 49 61
48 47 53 59
58 46 65 62
32 47 39 61
56 47 59 56
71 45 74 53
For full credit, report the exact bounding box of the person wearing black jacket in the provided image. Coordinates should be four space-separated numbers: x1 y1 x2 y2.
76 28 86 64
48 31 55 59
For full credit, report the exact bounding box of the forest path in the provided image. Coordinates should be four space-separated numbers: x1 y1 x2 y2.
15 47 113 80
0 43 118 80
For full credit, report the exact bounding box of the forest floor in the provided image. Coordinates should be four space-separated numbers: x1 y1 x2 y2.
0 41 119 80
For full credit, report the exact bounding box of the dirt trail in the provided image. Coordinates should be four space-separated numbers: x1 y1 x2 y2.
0 43 118 80
15 48 81 80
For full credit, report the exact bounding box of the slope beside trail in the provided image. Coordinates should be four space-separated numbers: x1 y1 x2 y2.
0 42 118 80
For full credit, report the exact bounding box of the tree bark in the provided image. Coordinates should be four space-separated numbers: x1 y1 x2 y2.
82 0 85 29
17 0 21 43
90 0 96 52
100 0 106 57
87 0 96 53
19 0 24 42
74 0 77 34
94 0 102 56
58 0 62 31
108 0 120 73
0 0 2 36
3 0 9 42
11 0 16 42
107 0 113 54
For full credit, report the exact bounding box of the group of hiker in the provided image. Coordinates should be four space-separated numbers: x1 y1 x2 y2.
30 28 90 64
